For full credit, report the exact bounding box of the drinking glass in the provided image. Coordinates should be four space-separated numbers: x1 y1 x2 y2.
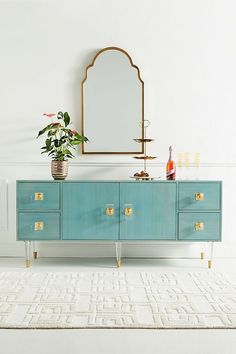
177 153 183 180
183 152 190 179
194 152 200 179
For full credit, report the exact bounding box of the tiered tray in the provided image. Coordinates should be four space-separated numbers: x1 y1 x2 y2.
132 122 157 180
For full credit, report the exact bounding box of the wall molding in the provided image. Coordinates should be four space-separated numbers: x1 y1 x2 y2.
0 161 236 168
0 180 8 231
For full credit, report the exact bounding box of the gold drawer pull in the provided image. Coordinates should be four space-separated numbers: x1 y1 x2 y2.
35 192 44 201
195 222 204 231
195 192 204 201
106 207 115 216
34 221 44 231
125 207 133 216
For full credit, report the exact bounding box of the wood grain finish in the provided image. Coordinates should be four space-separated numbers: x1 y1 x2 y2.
18 212 60 240
17 182 60 210
120 182 176 240
178 182 221 211
178 212 221 241
62 183 119 240
16 180 222 243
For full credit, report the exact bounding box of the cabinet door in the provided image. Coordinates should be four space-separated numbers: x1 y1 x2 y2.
120 182 176 240
62 183 119 240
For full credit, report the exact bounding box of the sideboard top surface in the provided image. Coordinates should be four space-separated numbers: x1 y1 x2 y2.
16 180 222 183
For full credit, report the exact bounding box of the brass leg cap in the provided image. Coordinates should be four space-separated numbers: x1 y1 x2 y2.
201 252 204 260
33 251 38 259
116 260 121 268
208 260 212 269
26 260 30 268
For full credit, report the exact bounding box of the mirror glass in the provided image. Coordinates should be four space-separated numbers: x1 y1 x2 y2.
82 47 144 154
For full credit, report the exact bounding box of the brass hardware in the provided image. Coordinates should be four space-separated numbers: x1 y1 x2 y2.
195 192 204 201
35 192 44 201
208 260 212 269
116 260 121 268
33 251 38 259
200 252 204 260
34 221 44 231
26 260 30 268
195 222 204 231
125 207 133 216
106 207 115 216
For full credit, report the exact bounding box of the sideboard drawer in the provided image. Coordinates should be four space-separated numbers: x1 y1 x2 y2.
179 182 221 211
178 212 221 241
17 182 60 210
18 212 60 240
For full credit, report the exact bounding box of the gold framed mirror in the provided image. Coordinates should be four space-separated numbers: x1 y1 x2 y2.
82 47 144 154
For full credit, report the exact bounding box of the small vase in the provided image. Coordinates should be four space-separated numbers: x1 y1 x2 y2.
51 160 68 180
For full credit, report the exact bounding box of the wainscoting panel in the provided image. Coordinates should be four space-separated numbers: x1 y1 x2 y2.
0 179 8 232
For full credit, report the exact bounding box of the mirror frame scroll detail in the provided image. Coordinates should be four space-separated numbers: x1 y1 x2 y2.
81 46 144 154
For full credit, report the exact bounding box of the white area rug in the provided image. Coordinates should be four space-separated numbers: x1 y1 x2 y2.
0 271 236 329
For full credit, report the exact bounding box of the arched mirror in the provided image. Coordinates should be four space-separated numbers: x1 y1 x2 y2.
82 47 144 154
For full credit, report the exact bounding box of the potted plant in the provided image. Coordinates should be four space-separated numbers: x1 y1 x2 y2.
37 111 88 180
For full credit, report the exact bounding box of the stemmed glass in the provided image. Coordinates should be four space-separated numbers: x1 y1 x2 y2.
177 153 183 180
183 152 190 180
194 152 200 180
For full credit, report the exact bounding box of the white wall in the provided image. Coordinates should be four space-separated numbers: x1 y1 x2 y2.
0 0 236 258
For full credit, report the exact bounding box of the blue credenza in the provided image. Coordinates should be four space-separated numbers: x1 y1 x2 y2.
16 180 222 268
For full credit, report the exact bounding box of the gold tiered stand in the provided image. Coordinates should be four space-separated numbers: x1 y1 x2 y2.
131 120 157 180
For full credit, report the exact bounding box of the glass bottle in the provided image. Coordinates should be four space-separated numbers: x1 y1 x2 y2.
166 146 176 180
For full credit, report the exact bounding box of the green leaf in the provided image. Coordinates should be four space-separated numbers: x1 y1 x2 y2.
70 140 84 145
57 111 64 120
37 128 46 138
74 134 89 142
47 130 54 137
63 112 70 127
46 138 52 149
53 139 59 147
64 149 72 155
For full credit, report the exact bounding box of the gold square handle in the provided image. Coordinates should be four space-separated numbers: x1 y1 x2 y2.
125 207 133 216
195 222 204 231
106 207 115 216
35 192 44 201
195 192 204 201
34 221 44 231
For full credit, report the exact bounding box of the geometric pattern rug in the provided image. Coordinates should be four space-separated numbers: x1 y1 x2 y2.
1 271 236 329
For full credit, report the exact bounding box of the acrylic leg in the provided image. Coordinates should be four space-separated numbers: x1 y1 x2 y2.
115 242 122 267
208 242 214 269
25 241 31 268
200 243 205 260
32 241 38 259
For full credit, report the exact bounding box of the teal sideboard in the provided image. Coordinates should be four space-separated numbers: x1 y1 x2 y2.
16 180 222 268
